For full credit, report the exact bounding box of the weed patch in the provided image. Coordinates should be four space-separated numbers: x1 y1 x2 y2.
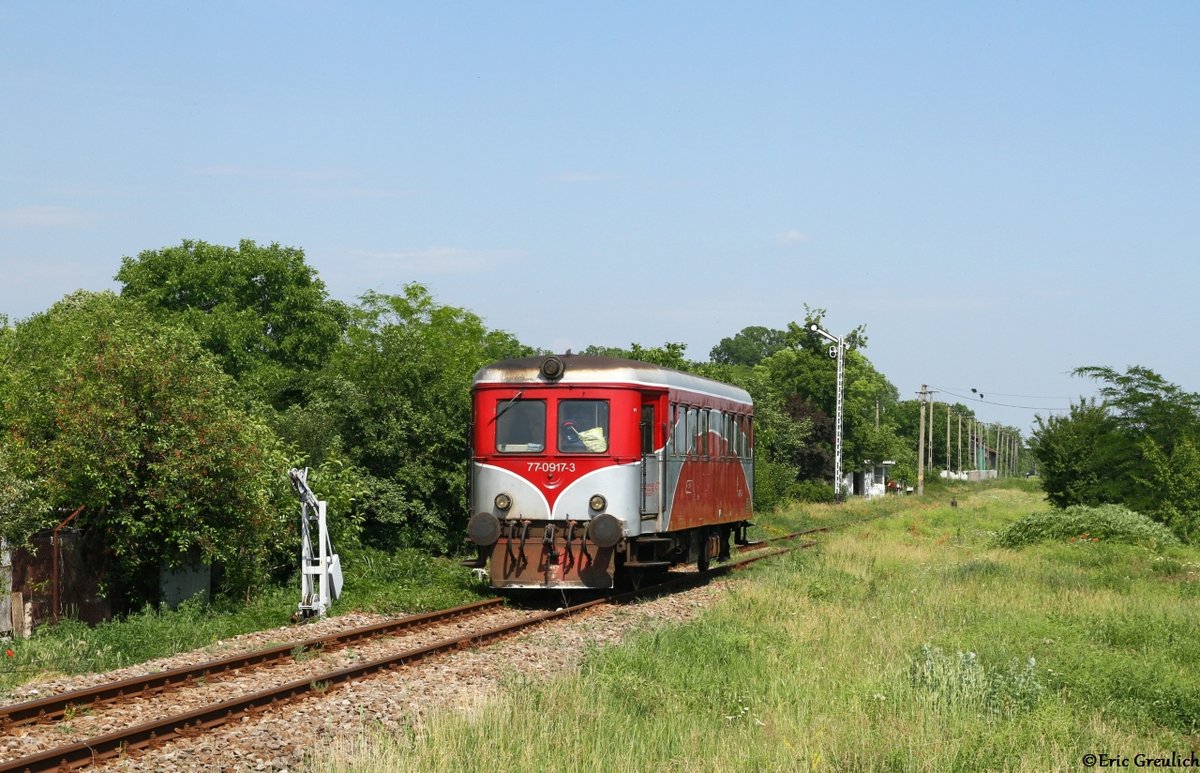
946 558 1007 582
909 643 1045 718
994 504 1179 549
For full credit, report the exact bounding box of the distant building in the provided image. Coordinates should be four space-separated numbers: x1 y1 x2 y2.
852 460 896 499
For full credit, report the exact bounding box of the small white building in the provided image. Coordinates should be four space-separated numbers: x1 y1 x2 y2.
854 460 896 499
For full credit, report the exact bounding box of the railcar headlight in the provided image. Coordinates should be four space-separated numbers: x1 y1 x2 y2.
541 356 565 381
589 494 607 512
494 493 512 512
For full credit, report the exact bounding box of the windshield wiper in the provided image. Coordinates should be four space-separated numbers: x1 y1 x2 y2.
491 390 524 423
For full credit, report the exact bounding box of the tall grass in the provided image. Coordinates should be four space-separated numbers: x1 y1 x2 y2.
315 483 1200 772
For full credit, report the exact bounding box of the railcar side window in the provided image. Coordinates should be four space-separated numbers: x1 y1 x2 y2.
495 399 546 453
558 399 610 453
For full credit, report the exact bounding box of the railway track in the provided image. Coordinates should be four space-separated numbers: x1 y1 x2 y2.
0 531 819 771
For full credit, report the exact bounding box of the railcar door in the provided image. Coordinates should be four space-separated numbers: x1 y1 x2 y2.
639 398 664 522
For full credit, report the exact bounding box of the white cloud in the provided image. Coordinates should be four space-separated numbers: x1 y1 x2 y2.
776 229 810 245
0 206 100 228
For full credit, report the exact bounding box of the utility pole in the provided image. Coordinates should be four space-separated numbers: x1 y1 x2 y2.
945 407 951 478
968 419 973 472
929 401 935 471
970 420 976 471
957 412 962 474
917 385 927 495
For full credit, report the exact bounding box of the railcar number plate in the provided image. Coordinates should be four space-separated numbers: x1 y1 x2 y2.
527 462 576 473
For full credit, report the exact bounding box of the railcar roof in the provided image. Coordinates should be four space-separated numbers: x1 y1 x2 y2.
473 355 752 405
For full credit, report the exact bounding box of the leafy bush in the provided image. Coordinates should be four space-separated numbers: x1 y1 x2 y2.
993 504 1180 549
794 478 837 504
333 547 485 614
752 459 802 511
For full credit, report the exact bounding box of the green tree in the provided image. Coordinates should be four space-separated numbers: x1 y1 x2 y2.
116 239 349 408
1141 437 1200 542
1069 365 1200 517
581 342 691 371
0 438 47 545
1030 399 1123 509
0 314 47 537
316 285 531 552
1075 365 1200 450
709 326 787 367
0 292 291 608
745 369 815 508
757 309 897 486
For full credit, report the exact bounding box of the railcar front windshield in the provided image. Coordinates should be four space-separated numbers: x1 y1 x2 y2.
495 399 546 453
558 399 609 453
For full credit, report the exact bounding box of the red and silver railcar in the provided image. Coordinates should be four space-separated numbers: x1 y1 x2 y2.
466 354 754 589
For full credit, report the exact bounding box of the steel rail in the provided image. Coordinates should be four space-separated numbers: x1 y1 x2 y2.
736 525 832 553
0 596 504 729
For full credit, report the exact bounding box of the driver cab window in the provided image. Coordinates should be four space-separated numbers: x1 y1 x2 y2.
558 399 609 453
495 399 545 453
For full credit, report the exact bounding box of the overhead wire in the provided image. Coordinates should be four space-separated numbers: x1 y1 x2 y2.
927 385 1074 413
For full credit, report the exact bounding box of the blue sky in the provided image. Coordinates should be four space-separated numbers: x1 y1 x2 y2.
2 2 1197 433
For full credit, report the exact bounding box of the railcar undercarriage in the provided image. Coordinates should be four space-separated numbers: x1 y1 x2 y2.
466 518 753 589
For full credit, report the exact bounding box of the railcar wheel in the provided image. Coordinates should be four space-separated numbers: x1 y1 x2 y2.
629 568 646 591
697 529 711 572
624 566 666 591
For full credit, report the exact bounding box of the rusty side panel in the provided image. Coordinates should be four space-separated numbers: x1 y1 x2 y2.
489 524 615 589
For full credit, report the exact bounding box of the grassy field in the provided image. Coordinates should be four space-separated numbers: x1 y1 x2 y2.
314 481 1200 772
